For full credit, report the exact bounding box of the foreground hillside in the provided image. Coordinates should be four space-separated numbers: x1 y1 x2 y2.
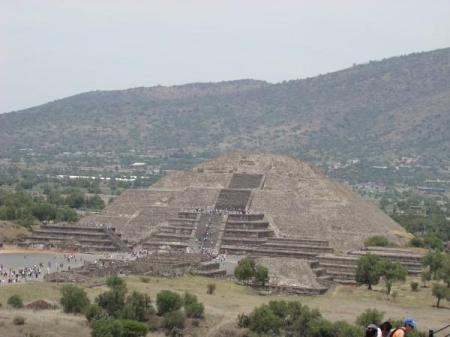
0 275 447 337
0 48 449 166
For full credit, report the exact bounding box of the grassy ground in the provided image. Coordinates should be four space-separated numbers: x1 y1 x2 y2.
0 275 448 337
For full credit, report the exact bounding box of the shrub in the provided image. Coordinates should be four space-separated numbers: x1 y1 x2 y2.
60 284 90 313
163 310 185 330
356 308 384 327
140 277 150 283
206 283 216 295
254 265 269 286
237 313 250 328
365 235 389 247
122 291 154 321
410 281 419 292
85 304 108 322
185 302 204 318
96 277 127 318
119 319 148 337
183 292 198 306
268 300 289 319
247 304 282 335
8 294 24 308
234 257 256 283
106 276 127 290
13 316 26 325
333 320 362 337
156 290 182 315
410 237 424 247
91 320 123 337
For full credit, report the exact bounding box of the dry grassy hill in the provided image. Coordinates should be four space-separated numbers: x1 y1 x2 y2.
0 48 449 166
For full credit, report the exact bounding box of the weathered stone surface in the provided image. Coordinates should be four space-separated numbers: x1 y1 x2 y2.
85 152 410 251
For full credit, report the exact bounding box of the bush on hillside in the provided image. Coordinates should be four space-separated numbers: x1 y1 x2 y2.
91 320 123 337
85 304 108 322
7 294 24 308
364 235 390 247
60 284 90 313
356 309 384 327
156 290 182 315
183 292 198 306
234 257 256 284
119 319 148 337
206 283 216 294
122 291 154 322
163 310 185 330
254 265 269 286
247 304 282 335
96 276 127 318
185 301 204 319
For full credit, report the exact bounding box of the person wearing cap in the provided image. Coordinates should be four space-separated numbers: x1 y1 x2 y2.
365 324 379 337
390 318 416 337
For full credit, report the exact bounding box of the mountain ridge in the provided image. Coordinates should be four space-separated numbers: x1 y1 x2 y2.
1 47 449 165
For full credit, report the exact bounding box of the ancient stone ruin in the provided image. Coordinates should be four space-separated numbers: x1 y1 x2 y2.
30 152 424 294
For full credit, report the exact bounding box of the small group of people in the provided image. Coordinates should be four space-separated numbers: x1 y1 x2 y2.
1 264 42 284
198 215 223 257
365 319 417 337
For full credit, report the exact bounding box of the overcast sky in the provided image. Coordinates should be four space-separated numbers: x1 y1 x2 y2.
1 1 450 113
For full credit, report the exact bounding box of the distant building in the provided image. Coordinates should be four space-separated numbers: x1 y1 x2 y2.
417 186 446 193
131 162 146 167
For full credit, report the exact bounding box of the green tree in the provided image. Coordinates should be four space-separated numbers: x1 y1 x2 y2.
248 304 282 335
56 207 79 222
254 265 269 286
156 290 182 315
163 310 185 330
86 195 105 210
122 291 154 322
65 189 85 209
60 284 90 313
379 260 407 295
421 270 432 287
355 254 382 290
85 304 108 322
234 257 256 284
437 254 450 287
424 251 445 278
96 277 127 318
268 300 289 319
355 308 384 327
432 283 450 308
31 202 57 221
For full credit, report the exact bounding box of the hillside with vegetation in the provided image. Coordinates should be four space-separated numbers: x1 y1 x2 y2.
0 48 449 167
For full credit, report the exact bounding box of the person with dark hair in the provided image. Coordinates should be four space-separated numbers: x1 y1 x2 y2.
380 321 393 337
366 324 379 337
